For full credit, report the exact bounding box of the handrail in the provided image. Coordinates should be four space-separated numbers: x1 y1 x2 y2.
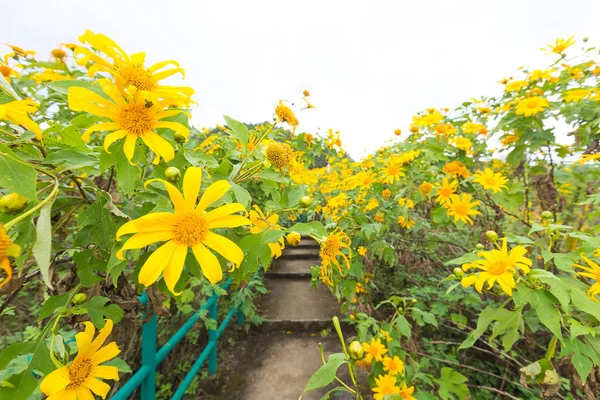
112 277 246 400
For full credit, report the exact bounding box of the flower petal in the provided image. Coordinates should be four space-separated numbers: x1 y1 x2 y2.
123 134 137 163
116 212 176 240
40 366 71 395
138 240 177 286
208 215 251 229
163 243 188 295
103 129 128 151
117 231 174 259
196 180 231 213
141 131 175 164
202 232 244 267
192 243 223 284
183 167 202 212
88 319 114 355
90 342 120 365
83 377 111 399
205 203 247 222
144 180 185 214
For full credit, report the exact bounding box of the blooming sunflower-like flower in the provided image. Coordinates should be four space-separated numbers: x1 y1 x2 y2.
0 224 20 290
398 382 416 400
473 168 508 193
363 337 388 363
462 121 485 134
0 61 20 83
0 99 42 139
515 96 549 117
443 161 470 178
358 246 367 256
451 136 473 152
541 36 575 55
68 79 189 165
249 205 284 258
275 100 299 133
75 30 194 107
3 44 35 63
372 373 399 400
381 160 405 184
319 228 352 283
263 140 294 171
116 167 250 292
397 216 415 229
444 193 481 225
40 319 120 400
573 253 600 302
419 181 433 198
383 355 405 376
461 238 532 296
563 89 593 103
434 178 458 205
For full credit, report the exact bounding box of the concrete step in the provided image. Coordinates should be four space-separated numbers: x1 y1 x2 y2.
280 247 320 260
256 279 340 331
219 331 355 399
297 238 320 249
265 258 318 279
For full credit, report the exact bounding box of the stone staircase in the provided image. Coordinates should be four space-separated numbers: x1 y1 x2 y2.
219 238 350 400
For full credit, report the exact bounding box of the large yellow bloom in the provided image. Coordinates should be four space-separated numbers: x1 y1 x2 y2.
249 205 284 258
0 224 20 290
0 100 42 139
116 167 250 291
541 36 575 54
40 319 120 400
573 253 600 302
75 30 194 106
275 100 299 133
363 337 388 363
473 168 508 193
434 178 458 205
563 89 593 103
444 194 480 225
372 374 399 400
383 355 405 376
461 239 532 296
443 161 470 178
319 228 352 284
515 96 549 117
381 160 405 184
68 79 189 164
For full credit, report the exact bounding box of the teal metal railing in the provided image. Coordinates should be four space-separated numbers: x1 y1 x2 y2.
112 277 244 400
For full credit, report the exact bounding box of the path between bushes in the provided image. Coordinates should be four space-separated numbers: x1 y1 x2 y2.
218 238 356 400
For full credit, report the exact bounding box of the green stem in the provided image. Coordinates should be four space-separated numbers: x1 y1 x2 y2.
49 315 64 368
4 170 59 230
233 123 277 181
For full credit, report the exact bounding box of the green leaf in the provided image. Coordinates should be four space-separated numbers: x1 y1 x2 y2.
435 367 469 400
57 126 91 152
490 307 524 352
45 79 107 98
395 315 412 340
568 232 600 248
32 195 56 289
412 308 438 328
459 305 498 350
529 269 570 311
80 296 124 328
522 289 563 343
78 192 118 251
563 277 600 320
569 320 596 339
553 253 577 273
223 115 249 146
288 222 326 238
0 343 32 370
230 182 251 208
0 144 38 200
301 353 347 394
115 150 139 195
256 169 285 182
560 338 595 383
444 252 479 266
44 149 98 170
104 357 132 373
39 293 70 321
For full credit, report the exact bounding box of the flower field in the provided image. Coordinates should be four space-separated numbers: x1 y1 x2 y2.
1 32 600 399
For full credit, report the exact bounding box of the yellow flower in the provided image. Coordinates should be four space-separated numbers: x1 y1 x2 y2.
444 194 481 225
394 129 402 136
564 88 593 103
382 189 392 200
286 232 301 246
383 356 405 376
462 121 486 134
365 198 379 211
362 338 388 363
575 154 600 165
398 198 414 208
0 224 20 290
0 99 42 139
573 253 600 302
40 319 120 400
379 329 392 342
0 61 20 83
320 228 352 282
116 167 250 292
3 44 35 62
32 69 72 84
358 246 367 256
381 160 405 184
51 48 67 61
303 89 311 97
501 134 520 146
435 123 456 137
451 136 473 151
398 382 416 400
75 30 194 106
529 69 555 81
397 216 415 229
68 79 189 165
372 373 400 400
515 96 549 116
541 36 575 54
249 205 284 258
473 168 508 193
263 141 294 171
434 178 458 205
461 239 532 296
275 100 299 133
505 80 528 92
419 181 433 197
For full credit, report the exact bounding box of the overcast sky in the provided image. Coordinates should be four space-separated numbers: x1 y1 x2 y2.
3 0 600 158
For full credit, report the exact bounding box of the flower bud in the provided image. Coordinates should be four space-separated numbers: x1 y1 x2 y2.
541 211 553 220
174 132 187 144
583 37 589 43
165 167 181 183
0 193 28 214
72 293 87 305
286 232 301 246
453 267 464 277
299 196 312 208
475 243 484 250
348 341 364 360
485 230 498 242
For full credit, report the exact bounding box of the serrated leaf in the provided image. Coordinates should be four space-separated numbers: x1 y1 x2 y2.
32 195 56 289
78 192 118 251
435 367 469 400
81 296 124 328
560 338 594 383
0 143 38 200
39 293 70 321
230 182 251 208
459 305 498 350
490 307 524 352
522 289 563 343
301 353 347 395
444 252 479 266
44 149 98 170
223 115 249 146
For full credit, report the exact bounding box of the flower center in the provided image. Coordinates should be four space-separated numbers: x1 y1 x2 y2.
117 103 155 136
488 260 509 275
119 64 156 91
527 101 538 109
172 213 209 247
440 188 451 197
453 203 468 216
51 49 67 60
266 142 292 170
0 66 11 77
321 236 341 259
485 177 497 186
388 165 399 176
67 358 92 388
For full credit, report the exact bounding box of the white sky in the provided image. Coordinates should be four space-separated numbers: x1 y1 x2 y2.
3 0 600 159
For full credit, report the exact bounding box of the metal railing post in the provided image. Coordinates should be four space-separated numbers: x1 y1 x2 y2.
141 312 157 399
207 292 218 375
237 308 244 326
